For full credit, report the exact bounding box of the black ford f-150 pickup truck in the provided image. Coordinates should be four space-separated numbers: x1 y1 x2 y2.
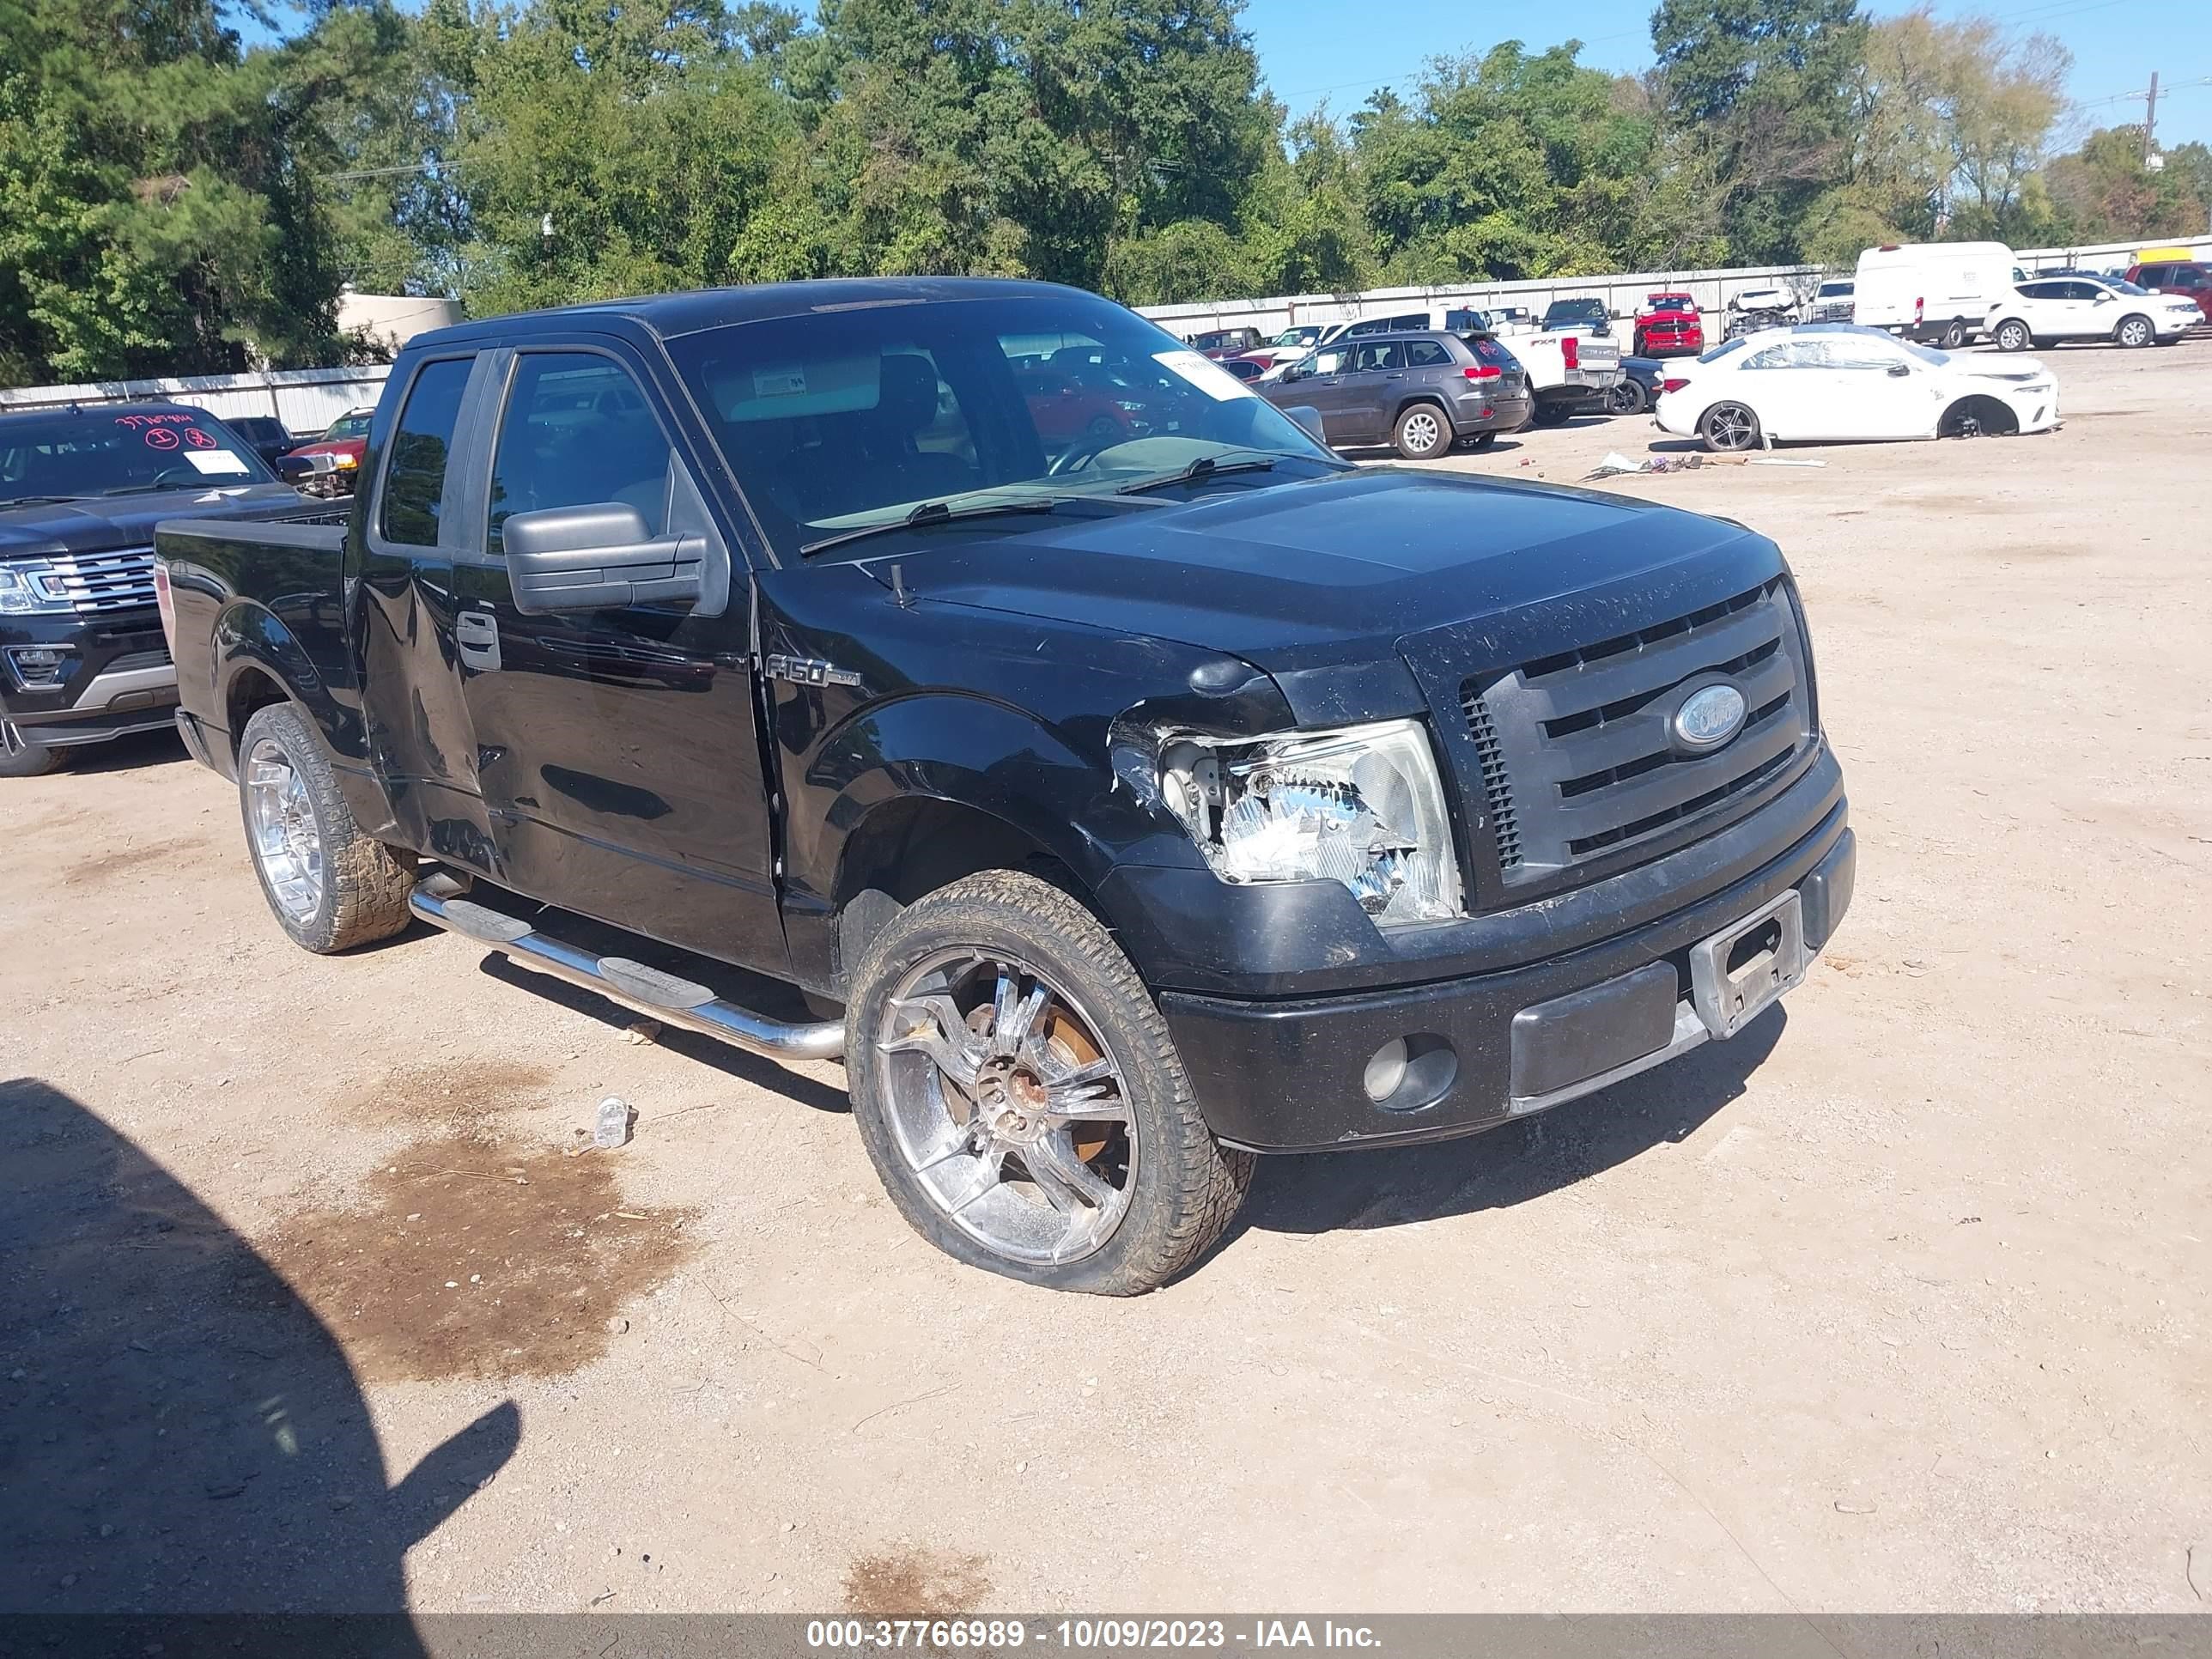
157 277 1854 1294
2 402 333 777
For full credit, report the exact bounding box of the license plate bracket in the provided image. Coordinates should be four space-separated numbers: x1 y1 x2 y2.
1689 890 1807 1040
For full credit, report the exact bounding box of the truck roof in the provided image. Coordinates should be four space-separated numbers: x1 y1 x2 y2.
406 276 1091 351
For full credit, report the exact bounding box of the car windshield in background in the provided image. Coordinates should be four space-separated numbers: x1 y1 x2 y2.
318 413 372 441
0 410 275 503
665 292 1346 563
1546 301 1607 326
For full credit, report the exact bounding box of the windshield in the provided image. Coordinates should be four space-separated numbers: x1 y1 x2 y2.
0 408 276 502
1271 327 1320 347
666 292 1345 563
1546 300 1606 325
1696 337 1751 365
1899 339 1952 367
2097 277 2150 295
1647 296 1692 312
319 413 372 442
1819 283 1851 298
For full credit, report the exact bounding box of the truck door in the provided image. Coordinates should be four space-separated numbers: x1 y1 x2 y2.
445 341 787 977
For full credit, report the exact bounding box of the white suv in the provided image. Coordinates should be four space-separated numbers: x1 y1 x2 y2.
1985 277 2197 350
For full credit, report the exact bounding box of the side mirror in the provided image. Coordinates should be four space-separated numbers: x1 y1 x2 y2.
2094 290 2115 303
502 501 705 616
1281 404 1328 446
1887 362 1911 377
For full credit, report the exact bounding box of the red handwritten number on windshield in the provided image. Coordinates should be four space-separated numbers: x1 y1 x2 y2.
144 428 180 451
182 428 217 449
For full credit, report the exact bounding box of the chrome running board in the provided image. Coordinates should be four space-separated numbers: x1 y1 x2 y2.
409 880 844 1064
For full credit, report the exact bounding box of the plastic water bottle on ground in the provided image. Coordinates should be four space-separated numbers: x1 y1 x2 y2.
593 1096 632 1149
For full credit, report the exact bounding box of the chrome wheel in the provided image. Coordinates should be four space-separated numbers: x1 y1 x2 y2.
1996 322 2028 352
245 737 325 921
1704 402 1758 452
877 948 1136 1267
2117 317 2152 348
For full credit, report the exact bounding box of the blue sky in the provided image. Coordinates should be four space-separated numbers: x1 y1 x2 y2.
1241 0 2212 149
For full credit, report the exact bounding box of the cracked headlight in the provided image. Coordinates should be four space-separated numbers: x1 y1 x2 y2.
1156 719 1462 927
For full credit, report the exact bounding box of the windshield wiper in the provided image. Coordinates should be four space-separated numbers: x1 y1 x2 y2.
1113 454 1278 496
799 496 1062 557
0 495 82 507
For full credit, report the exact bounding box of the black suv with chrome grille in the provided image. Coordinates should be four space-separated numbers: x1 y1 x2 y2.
0 402 330 777
155 277 1854 1294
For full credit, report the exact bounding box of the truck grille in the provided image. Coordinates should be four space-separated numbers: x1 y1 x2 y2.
1460 580 1813 880
45 547 157 616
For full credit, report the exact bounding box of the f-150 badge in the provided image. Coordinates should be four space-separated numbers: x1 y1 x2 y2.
765 654 862 689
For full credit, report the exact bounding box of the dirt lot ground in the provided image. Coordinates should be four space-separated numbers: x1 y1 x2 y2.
3 339 2208 1618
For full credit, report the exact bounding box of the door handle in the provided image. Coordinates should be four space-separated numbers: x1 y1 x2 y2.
455 609 501 672
1384 372 1406 380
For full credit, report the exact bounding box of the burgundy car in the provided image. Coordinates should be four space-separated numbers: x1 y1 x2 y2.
277 408 374 497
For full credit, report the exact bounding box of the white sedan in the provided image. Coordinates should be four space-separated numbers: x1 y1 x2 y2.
1984 276 2197 351
1652 325 2058 453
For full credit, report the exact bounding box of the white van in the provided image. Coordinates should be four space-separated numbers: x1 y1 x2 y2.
1854 242 2027 348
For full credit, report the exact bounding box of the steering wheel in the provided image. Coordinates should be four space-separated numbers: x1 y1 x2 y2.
1047 425 1124 477
145 465 205 488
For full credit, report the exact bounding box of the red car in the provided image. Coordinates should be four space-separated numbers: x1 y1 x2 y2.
2124 258 2212 324
1017 363 1139 450
276 407 374 496
1632 292 1705 358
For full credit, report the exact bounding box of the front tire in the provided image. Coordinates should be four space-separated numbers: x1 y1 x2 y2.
1700 400 1761 453
0 719 62 778
844 871 1252 1294
1392 403 1451 460
2115 314 2154 349
237 702 415 952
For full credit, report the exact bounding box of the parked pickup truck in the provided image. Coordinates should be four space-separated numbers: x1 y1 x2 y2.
1516 314 1624 427
157 277 1854 1295
3 401 334 778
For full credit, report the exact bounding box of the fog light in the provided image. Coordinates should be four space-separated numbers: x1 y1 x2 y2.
1363 1038 1409 1102
5 645 70 689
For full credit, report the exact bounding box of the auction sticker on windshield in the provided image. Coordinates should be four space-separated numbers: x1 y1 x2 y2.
1154 349 1255 402
183 448 252 476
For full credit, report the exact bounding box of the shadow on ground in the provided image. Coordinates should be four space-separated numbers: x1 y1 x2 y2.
1236 1006 1784 1240
0 1077 518 1627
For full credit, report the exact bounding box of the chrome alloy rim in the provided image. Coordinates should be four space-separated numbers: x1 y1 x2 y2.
244 738 324 921
1401 410 1441 452
1707 404 1757 450
878 949 1136 1267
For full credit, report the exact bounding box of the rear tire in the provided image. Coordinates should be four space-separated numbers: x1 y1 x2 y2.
1392 403 1452 460
844 871 1251 1294
0 719 63 778
1468 431 1499 451
1699 400 1761 453
1607 379 1648 416
1939 319 1968 349
1530 399 1574 428
236 702 416 953
2115 314 2154 349
1993 319 2031 353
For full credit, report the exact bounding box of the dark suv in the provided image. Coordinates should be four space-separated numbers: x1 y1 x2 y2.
1262 331 1531 459
1 402 329 777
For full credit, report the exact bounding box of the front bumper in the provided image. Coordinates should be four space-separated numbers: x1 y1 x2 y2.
1154 792 1853 1152
0 606 176 744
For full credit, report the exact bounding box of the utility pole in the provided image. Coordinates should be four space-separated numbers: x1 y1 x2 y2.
2143 71 2158 166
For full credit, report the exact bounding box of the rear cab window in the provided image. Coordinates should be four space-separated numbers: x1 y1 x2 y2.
376 356 474 546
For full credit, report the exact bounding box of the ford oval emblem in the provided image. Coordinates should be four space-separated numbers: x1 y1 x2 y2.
1673 683 1747 750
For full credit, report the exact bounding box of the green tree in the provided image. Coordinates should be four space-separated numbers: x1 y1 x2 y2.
1650 0 1869 262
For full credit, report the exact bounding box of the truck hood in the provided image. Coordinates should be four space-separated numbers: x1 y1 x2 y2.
876 469 1785 720
0 483 312 559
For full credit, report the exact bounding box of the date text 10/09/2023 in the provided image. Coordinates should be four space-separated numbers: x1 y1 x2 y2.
805 1620 1383 1650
